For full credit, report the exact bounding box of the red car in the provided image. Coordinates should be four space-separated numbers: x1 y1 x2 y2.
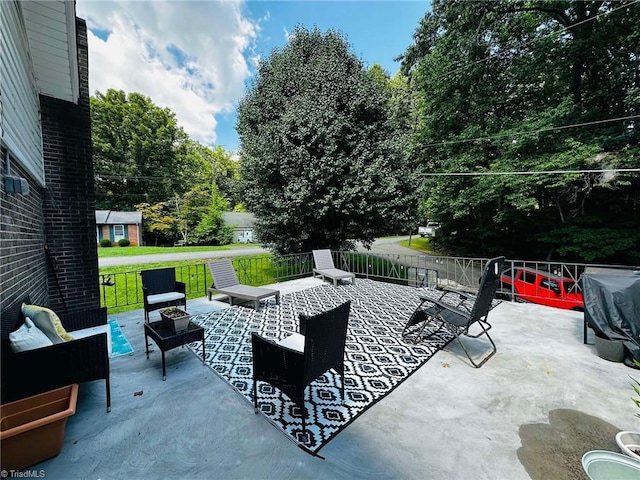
498 267 584 311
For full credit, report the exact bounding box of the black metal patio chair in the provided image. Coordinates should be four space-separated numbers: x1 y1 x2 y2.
140 267 186 323
402 256 505 368
251 301 351 434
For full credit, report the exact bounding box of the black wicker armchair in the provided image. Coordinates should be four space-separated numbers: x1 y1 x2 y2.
1 297 111 411
251 300 351 433
141 267 186 322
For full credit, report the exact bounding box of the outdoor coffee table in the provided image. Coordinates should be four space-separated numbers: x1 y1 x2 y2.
144 320 205 380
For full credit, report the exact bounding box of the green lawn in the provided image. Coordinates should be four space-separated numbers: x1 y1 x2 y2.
97 243 258 257
400 237 434 254
98 254 297 313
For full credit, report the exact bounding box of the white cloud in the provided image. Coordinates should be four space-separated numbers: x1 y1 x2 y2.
77 0 259 146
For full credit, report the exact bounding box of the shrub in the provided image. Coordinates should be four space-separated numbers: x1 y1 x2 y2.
100 238 113 247
118 238 131 247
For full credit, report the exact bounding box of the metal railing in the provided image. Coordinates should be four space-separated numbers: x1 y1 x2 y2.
99 251 636 312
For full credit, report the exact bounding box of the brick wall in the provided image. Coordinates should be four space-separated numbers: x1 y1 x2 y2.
126 224 140 246
0 157 49 309
40 18 100 313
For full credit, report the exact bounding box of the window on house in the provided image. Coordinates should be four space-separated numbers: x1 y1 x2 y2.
113 225 125 241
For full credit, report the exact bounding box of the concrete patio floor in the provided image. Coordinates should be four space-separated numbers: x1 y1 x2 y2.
34 277 637 479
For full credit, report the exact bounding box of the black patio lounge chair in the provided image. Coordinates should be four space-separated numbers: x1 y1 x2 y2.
141 267 186 323
251 300 351 433
312 249 355 286
208 260 280 309
402 256 505 368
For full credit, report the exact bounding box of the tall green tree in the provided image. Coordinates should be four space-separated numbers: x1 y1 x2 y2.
237 27 417 254
173 141 241 244
134 202 177 246
401 0 639 262
92 91 239 244
91 89 189 210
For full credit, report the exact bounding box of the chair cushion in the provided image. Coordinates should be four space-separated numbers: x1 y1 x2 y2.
21 304 74 343
9 318 54 352
147 292 186 305
276 332 305 353
72 324 112 356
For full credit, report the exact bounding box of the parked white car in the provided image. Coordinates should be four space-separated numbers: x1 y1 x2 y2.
418 222 440 238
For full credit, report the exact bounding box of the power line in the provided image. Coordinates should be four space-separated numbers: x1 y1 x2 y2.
432 0 639 82
419 115 639 148
420 168 640 177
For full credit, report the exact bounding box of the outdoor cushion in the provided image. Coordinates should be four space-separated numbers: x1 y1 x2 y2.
72 324 112 357
146 292 185 305
276 332 304 353
9 318 54 352
21 304 74 343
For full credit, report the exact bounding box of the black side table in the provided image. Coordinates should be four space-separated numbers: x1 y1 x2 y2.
144 321 205 380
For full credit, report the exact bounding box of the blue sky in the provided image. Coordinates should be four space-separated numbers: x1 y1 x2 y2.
77 1 430 153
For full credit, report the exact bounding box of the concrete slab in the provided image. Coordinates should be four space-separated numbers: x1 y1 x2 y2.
31 278 636 479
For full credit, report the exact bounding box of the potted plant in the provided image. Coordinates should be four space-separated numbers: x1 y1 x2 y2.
615 361 640 461
159 306 190 333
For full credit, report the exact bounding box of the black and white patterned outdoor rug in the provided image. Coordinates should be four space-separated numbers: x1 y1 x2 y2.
188 279 454 455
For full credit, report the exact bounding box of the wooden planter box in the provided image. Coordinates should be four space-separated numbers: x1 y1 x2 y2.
160 308 190 334
1 384 78 470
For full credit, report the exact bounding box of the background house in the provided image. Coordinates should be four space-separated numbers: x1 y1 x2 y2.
1 1 98 313
223 212 256 243
96 210 143 246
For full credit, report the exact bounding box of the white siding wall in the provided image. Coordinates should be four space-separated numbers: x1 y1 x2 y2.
0 0 45 186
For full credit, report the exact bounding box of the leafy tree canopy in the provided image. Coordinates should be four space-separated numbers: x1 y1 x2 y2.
91 89 189 210
237 27 418 254
92 90 241 245
402 0 639 263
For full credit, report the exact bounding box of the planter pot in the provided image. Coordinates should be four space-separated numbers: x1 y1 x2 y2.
594 334 625 362
582 450 640 480
0 384 78 470
160 308 190 333
616 431 640 461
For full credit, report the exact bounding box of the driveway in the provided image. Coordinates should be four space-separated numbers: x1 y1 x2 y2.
356 236 420 256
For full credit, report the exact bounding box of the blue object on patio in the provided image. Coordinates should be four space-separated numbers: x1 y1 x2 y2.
186 279 453 455
108 319 133 357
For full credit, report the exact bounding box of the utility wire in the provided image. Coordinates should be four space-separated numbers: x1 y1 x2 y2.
432 0 639 82
419 115 640 148
420 168 640 177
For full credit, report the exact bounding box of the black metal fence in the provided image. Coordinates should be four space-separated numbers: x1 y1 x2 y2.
99 251 634 312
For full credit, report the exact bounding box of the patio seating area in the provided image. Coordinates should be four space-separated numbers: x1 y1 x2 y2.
34 277 634 479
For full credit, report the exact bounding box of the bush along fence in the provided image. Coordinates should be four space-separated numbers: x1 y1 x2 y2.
98 251 632 313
